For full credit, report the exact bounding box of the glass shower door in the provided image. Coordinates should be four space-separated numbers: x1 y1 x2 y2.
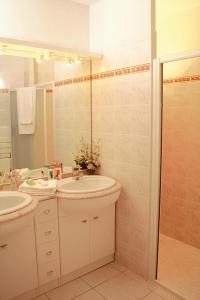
157 56 200 300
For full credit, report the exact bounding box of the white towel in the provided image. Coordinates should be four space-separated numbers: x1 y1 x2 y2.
17 87 36 134
19 179 57 196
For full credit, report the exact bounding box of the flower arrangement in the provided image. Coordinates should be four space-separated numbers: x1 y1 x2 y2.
74 138 100 173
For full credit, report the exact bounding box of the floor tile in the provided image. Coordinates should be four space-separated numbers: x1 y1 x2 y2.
82 265 120 287
124 270 158 291
110 261 127 272
124 270 149 284
13 290 36 300
95 273 150 300
154 286 183 300
47 278 90 300
34 296 49 300
158 234 200 300
74 289 105 300
142 292 165 300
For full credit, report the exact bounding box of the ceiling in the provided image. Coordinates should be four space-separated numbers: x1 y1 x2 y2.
71 0 98 5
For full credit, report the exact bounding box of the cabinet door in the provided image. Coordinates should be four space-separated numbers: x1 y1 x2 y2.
91 204 115 262
59 214 90 275
0 225 38 300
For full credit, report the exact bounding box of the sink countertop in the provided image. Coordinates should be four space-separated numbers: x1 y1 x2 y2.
57 181 121 199
0 195 55 224
0 180 121 224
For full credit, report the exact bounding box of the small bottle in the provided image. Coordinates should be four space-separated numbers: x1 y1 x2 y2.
48 167 54 179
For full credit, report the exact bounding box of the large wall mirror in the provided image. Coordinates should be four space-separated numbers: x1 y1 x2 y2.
0 41 95 174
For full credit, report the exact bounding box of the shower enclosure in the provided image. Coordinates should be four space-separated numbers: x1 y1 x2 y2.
150 51 200 300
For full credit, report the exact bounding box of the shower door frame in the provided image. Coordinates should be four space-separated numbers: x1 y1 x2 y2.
149 50 200 281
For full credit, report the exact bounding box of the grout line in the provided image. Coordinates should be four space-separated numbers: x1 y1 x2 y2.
80 263 122 288
140 291 157 300
92 287 108 300
70 286 93 300
45 293 51 300
89 272 123 289
109 262 127 273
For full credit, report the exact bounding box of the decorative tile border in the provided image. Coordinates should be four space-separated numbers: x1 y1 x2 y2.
54 63 150 87
0 89 9 93
163 75 200 84
46 89 53 93
0 88 54 94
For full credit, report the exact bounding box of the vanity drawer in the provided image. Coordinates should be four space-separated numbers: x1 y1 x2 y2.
38 260 60 285
37 240 59 265
35 198 57 224
36 221 59 245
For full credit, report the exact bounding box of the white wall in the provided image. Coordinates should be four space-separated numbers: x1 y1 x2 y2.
90 0 151 68
0 0 89 52
90 0 152 278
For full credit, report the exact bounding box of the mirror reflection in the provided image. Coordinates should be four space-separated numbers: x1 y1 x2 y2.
0 53 92 176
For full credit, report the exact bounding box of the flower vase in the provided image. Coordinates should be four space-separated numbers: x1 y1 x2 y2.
87 169 95 175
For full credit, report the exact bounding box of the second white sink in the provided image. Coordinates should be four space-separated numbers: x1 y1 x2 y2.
0 191 32 216
57 175 116 193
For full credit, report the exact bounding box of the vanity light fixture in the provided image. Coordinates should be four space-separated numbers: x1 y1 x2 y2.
0 45 6 55
65 57 74 66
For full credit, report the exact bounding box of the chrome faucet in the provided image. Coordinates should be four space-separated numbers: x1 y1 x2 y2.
72 166 80 180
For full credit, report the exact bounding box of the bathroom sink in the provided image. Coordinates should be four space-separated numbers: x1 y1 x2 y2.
0 191 32 216
57 175 121 213
57 175 116 193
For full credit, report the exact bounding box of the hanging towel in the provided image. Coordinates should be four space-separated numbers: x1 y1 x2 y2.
17 87 36 134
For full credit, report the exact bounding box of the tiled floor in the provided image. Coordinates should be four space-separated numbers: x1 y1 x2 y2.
158 234 200 300
34 262 183 300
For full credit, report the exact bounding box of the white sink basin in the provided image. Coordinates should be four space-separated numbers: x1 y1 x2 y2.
58 175 116 193
0 191 32 216
57 175 121 213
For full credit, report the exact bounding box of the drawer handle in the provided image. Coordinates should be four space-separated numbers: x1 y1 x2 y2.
93 216 99 220
43 209 51 215
44 230 52 236
0 244 8 249
46 251 53 256
81 220 87 223
47 270 54 276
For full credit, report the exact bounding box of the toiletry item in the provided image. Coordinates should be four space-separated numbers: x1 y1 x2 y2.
50 161 63 180
48 167 54 179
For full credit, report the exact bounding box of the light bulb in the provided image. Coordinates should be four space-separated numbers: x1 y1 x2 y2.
44 53 50 61
36 57 42 64
75 57 82 64
0 79 4 88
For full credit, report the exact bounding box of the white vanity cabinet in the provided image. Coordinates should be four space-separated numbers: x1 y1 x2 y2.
0 218 38 300
90 205 115 262
34 198 60 285
59 214 90 275
59 203 115 276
